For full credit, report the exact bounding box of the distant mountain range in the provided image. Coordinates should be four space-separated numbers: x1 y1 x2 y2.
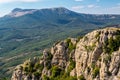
0 7 120 78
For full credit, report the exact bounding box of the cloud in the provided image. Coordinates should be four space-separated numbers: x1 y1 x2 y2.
0 0 39 3
96 0 100 2
87 5 100 8
87 5 95 8
72 6 85 10
72 4 100 11
75 0 83 1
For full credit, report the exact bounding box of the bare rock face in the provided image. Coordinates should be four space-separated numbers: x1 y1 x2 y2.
11 27 120 80
75 27 120 80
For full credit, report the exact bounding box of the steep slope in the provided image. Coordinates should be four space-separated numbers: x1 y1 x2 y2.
0 7 97 56
0 7 120 78
0 7 120 56
11 27 120 80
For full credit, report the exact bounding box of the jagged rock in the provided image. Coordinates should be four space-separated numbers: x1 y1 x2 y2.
11 27 120 80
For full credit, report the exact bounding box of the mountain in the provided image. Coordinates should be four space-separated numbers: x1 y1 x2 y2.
0 7 120 78
0 7 120 55
11 27 120 80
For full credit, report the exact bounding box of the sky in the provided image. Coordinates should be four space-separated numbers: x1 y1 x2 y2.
0 0 120 17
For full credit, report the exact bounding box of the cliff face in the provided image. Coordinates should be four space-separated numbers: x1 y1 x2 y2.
11 27 120 80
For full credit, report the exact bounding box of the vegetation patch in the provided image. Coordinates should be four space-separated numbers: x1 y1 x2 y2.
51 66 62 78
22 58 43 78
84 44 96 52
66 38 76 53
92 67 100 78
78 75 86 80
103 34 120 54
67 59 76 75
87 67 91 74
103 55 111 64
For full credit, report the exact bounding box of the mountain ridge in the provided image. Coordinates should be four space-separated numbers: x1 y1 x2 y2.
11 27 120 80
2 7 120 18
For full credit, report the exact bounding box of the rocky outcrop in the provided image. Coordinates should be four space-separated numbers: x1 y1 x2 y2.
75 27 120 80
11 27 120 80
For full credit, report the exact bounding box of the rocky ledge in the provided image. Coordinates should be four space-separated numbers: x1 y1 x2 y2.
11 27 120 80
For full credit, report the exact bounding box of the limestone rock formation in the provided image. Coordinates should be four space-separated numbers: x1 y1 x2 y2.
11 27 120 80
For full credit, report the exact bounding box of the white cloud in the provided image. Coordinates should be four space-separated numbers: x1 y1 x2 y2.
0 0 39 3
75 0 83 1
87 5 100 8
72 4 100 11
72 6 85 10
87 5 95 8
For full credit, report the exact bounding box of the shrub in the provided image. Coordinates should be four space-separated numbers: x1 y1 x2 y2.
95 32 100 39
103 55 111 64
84 36 88 41
64 76 77 80
47 52 53 60
24 66 29 72
67 59 76 75
84 44 95 52
66 38 76 53
51 66 62 77
78 75 86 80
103 35 120 54
46 52 53 69
43 75 50 80
77 36 83 42
87 67 91 73
92 67 100 78
107 71 112 76
46 61 51 70
91 63 95 69
66 38 71 44
34 62 44 72
28 63 35 73
33 72 41 79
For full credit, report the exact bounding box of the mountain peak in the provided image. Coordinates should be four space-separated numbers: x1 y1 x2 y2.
12 8 22 12
5 7 73 18
50 7 72 13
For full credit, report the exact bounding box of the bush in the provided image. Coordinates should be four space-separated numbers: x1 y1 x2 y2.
47 52 53 60
95 32 100 39
64 76 77 80
103 55 111 64
92 67 99 78
77 36 83 42
43 75 50 80
24 66 29 72
78 75 86 80
87 67 91 73
34 62 44 72
103 35 120 54
91 63 95 69
51 66 62 77
107 71 112 76
33 72 41 79
67 59 76 75
84 44 95 52
66 38 76 53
